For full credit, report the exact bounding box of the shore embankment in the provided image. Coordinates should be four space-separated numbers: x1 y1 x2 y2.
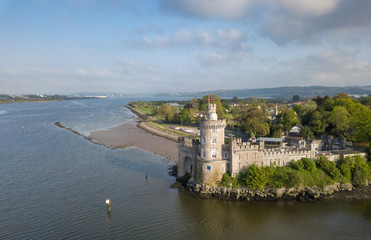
125 105 184 142
178 180 371 202
125 105 150 121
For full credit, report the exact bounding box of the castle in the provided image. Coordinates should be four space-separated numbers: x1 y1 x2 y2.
178 103 323 185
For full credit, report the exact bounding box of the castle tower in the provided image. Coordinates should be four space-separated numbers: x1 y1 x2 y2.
196 103 227 185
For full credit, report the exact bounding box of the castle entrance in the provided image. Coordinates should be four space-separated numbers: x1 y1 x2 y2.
184 156 193 176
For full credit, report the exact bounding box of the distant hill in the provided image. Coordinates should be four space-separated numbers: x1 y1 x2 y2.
155 86 371 99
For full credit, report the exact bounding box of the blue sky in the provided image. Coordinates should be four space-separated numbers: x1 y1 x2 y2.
1 0 370 94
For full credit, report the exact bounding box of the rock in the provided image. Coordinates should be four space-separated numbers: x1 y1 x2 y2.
230 188 240 200
323 184 338 195
272 188 286 198
305 187 320 199
339 183 353 191
170 181 181 189
286 188 299 197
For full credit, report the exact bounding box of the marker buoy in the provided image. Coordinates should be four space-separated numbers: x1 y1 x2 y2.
105 199 111 212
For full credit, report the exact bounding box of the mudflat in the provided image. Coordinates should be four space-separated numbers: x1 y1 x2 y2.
89 119 178 163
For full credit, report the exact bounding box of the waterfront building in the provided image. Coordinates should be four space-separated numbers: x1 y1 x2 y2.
178 103 364 185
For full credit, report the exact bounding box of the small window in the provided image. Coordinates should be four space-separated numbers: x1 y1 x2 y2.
254 153 257 159
198 164 200 168
212 128 217 134
202 137 206 144
224 152 228 159
202 148 206 158
212 138 217 144
246 154 249 160
206 166 211 170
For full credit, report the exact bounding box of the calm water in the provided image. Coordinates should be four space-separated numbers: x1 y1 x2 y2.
0 98 370 240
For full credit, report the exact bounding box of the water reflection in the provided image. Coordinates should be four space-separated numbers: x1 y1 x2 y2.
177 191 371 240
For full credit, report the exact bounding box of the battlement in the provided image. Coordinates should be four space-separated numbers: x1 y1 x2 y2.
178 137 199 147
231 139 261 150
262 149 311 156
200 120 226 129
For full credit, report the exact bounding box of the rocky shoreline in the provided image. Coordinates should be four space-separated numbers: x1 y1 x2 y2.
177 179 371 202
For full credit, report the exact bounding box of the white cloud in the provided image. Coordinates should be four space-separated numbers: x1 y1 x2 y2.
160 0 254 20
198 53 226 67
279 48 371 85
159 0 371 44
131 28 249 53
278 0 340 16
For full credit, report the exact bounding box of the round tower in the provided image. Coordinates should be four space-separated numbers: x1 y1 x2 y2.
207 104 218 120
196 103 227 185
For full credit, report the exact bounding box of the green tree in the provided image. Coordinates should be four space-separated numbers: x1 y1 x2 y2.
200 95 225 119
300 100 318 125
348 103 371 142
156 104 178 122
179 109 190 124
244 165 268 190
277 109 299 132
239 108 270 137
308 110 328 137
300 126 315 139
232 96 239 103
292 95 300 102
329 106 350 138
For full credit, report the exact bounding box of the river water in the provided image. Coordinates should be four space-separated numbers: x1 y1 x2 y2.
0 98 370 240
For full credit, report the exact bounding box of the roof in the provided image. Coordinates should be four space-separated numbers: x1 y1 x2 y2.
289 126 301 133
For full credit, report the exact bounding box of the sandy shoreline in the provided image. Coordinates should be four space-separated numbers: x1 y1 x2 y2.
88 118 179 163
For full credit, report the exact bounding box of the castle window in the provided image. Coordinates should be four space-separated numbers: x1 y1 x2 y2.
224 152 228 159
211 138 217 144
202 137 206 144
246 154 249 160
212 128 217 134
211 149 217 158
198 164 200 168
207 166 211 170
254 153 257 159
202 148 206 158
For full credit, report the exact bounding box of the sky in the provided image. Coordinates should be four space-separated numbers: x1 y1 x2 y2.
0 0 370 94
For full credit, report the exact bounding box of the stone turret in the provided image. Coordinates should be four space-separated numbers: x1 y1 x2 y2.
206 103 218 120
196 103 227 185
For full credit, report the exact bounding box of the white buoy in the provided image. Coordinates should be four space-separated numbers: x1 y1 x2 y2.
106 199 111 212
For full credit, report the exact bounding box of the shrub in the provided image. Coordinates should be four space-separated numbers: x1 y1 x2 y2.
219 172 240 188
289 159 304 171
337 156 353 183
301 158 316 172
286 170 304 187
244 165 268 190
351 155 371 186
268 167 290 188
316 156 341 180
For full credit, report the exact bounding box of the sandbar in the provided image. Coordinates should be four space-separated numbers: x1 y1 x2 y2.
88 119 178 163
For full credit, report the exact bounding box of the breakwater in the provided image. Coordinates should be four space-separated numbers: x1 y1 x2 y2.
180 180 371 202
